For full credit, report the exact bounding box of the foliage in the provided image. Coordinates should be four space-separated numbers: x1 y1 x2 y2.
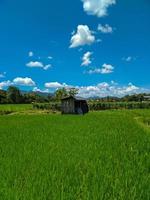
88 101 150 110
55 87 68 100
0 111 149 199
32 102 61 111
68 88 79 97
0 86 150 106
55 87 79 100
0 87 52 104
93 93 150 102
0 90 7 103
7 86 22 103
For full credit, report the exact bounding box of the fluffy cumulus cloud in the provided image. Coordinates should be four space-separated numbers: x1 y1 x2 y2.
42 81 148 98
97 24 113 33
88 63 114 74
101 63 114 74
0 80 12 89
77 82 145 98
26 61 43 68
70 25 95 48
13 77 35 86
0 77 36 89
26 61 52 70
81 0 116 17
0 79 147 98
81 51 93 66
45 82 65 89
33 87 49 93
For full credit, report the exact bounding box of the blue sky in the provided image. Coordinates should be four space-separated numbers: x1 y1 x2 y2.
0 0 150 97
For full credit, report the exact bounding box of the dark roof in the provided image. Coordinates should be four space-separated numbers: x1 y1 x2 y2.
61 96 86 101
75 96 87 101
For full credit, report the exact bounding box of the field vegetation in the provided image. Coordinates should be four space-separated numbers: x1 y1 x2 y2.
0 109 149 199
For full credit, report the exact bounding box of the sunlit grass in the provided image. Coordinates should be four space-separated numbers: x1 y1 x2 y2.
0 110 149 199
0 104 32 112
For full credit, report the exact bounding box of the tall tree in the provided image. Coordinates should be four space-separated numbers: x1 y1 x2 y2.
0 90 7 103
55 88 68 100
68 88 79 97
7 86 22 103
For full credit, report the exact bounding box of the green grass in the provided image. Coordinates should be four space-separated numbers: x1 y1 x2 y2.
0 104 52 115
0 104 32 112
0 110 149 200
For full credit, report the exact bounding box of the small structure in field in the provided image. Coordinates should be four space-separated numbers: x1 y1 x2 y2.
61 96 89 114
144 96 150 101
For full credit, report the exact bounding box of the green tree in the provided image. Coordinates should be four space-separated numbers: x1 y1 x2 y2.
0 90 7 103
68 88 79 97
55 88 68 100
7 86 22 103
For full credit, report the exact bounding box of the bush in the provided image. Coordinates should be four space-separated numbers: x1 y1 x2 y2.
88 101 150 111
32 102 61 111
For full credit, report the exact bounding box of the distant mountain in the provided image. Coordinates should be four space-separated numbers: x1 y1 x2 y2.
34 91 54 97
21 90 54 97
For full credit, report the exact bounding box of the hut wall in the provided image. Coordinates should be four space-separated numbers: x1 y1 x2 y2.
61 98 75 114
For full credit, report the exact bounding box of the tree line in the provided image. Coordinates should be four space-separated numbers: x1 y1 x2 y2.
0 86 150 104
0 86 78 104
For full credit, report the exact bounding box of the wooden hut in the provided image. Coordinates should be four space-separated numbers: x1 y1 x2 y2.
61 96 89 114
144 96 150 101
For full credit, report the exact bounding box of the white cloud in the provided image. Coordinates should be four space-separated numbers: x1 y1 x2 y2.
77 82 144 98
81 0 116 17
42 82 149 98
26 61 52 70
45 82 64 89
26 61 43 68
33 87 49 93
0 80 12 89
29 51 34 57
122 56 136 62
70 25 95 48
0 72 6 78
81 51 93 66
126 57 132 62
88 63 114 74
45 82 74 90
101 63 114 74
0 80 147 98
44 81 141 98
13 77 35 86
87 68 101 74
48 56 53 60
43 64 52 70
0 77 36 89
98 24 113 33
125 83 139 92
34 81 150 98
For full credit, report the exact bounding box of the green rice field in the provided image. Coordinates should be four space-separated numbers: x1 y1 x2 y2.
0 104 32 113
0 108 149 199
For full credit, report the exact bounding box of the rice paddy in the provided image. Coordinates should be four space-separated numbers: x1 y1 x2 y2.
0 108 149 199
